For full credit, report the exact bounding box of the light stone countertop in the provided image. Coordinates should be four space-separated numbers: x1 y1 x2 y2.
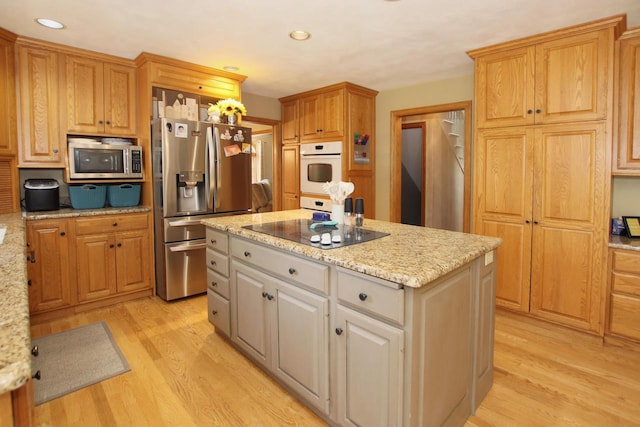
0 212 30 394
202 210 502 288
609 235 640 252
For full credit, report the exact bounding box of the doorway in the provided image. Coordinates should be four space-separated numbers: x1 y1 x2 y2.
242 116 281 210
390 101 471 232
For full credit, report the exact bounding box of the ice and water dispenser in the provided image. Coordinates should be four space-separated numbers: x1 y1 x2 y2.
176 171 205 213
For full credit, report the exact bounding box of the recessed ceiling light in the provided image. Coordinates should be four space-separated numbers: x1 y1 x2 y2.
223 65 239 72
289 30 311 41
35 18 65 29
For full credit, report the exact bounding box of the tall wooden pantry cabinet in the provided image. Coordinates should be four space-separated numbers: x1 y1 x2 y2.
468 16 625 334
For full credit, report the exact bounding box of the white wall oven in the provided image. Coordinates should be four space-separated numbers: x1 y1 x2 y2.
300 141 342 195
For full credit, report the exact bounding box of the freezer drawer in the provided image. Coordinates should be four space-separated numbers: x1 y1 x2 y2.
163 217 208 243
159 239 207 300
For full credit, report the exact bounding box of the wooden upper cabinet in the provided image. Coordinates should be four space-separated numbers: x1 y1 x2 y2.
281 99 299 144
300 89 344 142
65 55 137 136
614 28 640 174
0 30 16 155
472 24 614 128
16 44 64 166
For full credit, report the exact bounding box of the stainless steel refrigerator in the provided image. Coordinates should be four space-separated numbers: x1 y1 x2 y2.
151 118 252 300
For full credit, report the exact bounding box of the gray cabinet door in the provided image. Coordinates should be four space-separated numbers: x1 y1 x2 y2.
274 279 329 414
335 304 404 427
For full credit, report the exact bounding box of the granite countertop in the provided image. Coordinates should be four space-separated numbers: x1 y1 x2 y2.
202 210 502 288
609 234 640 252
0 213 30 394
25 205 150 221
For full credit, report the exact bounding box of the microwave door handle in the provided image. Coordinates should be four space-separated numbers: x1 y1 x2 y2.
206 126 216 211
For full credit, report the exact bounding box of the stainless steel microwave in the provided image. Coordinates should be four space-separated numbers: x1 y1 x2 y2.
68 141 143 179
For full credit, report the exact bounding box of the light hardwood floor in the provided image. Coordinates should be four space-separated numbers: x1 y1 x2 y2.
30 296 640 426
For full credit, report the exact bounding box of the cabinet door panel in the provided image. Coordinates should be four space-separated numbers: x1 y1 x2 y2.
530 226 598 330
115 230 150 293
614 30 640 173
300 95 320 140
76 233 116 301
533 123 606 228
231 263 269 366
104 63 136 135
282 145 299 210
474 46 535 128
274 281 329 412
66 55 104 133
335 305 403 427
281 99 299 144
17 46 63 166
535 29 610 124
0 37 16 154
319 89 344 139
27 220 73 312
609 293 640 340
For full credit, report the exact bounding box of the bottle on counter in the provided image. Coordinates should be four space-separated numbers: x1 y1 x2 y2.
355 198 364 227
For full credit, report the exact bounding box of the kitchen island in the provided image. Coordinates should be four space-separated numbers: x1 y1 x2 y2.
202 210 501 427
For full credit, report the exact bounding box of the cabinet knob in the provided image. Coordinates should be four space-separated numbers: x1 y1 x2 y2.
112 222 118 227
32 370 41 380
106 120 111 125
358 292 368 301
262 291 268 299
210 239 216 245
28 279 32 286
53 148 59 154
211 310 218 316
525 220 531 224
198 85 203 90
98 120 104 125
117 243 122 247
244 251 251 257
535 109 542 114
527 109 533 114
110 244 115 248
31 345 39 356
534 221 539 225
210 260 216 266
288 267 296 275
60 231 66 236
335 327 343 335
211 281 218 287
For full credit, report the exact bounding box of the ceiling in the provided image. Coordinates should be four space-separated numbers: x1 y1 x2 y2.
1 0 640 99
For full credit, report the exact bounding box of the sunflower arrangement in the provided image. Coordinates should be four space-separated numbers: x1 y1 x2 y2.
208 98 247 117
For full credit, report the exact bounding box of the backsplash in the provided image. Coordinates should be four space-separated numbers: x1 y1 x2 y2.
612 176 640 218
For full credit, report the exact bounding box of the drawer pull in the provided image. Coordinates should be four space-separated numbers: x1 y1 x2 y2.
112 222 118 227
288 267 296 275
244 251 251 257
358 292 368 301
212 310 218 316
210 260 216 266
335 327 343 335
33 370 41 380
210 239 216 244
31 345 39 356
262 291 268 299
211 281 218 287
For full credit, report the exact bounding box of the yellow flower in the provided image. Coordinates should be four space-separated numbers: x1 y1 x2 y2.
209 98 247 116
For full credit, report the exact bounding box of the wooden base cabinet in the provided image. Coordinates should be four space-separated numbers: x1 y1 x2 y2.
26 218 74 313
74 213 151 302
608 249 640 341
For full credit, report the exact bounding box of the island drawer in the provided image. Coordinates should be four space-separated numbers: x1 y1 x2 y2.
74 213 148 235
206 247 229 277
231 237 329 294
207 268 230 299
337 269 405 325
206 228 229 255
207 289 230 336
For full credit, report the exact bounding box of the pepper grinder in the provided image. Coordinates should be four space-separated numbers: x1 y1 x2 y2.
343 197 353 226
355 198 364 227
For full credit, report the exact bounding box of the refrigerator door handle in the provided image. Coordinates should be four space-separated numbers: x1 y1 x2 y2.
168 219 204 227
206 126 216 211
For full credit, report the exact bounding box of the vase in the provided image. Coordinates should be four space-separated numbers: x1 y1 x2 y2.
228 113 237 125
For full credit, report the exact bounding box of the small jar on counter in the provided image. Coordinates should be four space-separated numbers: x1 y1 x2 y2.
343 197 353 226
355 198 364 227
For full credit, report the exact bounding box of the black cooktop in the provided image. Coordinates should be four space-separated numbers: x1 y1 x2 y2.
243 219 389 249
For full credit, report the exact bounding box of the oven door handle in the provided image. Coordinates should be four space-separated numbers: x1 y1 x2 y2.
168 242 207 252
168 219 204 227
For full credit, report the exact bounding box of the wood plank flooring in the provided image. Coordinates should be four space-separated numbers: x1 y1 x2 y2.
30 296 640 426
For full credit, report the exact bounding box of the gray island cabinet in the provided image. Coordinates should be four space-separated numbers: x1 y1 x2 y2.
202 210 501 427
